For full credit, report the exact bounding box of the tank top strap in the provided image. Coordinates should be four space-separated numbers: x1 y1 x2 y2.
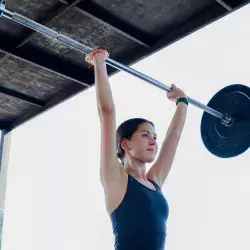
148 179 161 191
127 173 133 182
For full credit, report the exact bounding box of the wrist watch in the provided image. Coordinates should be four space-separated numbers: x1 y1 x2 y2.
176 97 188 106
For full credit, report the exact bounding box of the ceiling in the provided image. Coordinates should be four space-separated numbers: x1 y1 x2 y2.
0 0 249 132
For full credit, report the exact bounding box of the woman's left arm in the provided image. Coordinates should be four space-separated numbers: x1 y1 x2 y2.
147 84 188 188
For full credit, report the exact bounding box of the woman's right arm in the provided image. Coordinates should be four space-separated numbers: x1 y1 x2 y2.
89 50 124 187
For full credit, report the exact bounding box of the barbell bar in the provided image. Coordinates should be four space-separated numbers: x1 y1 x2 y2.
1 1 250 158
0 2 231 125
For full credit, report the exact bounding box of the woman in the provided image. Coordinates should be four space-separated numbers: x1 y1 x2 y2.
85 48 188 250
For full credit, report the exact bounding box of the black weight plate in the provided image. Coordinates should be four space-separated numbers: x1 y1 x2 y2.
201 84 250 158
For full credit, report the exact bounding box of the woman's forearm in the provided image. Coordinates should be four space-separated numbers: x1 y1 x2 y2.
94 57 115 113
166 103 187 138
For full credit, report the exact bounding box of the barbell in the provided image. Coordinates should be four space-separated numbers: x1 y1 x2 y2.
0 1 249 158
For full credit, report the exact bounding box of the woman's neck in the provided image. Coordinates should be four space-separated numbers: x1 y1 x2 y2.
124 158 147 181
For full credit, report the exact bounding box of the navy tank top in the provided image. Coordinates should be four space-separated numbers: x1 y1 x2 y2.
109 174 169 250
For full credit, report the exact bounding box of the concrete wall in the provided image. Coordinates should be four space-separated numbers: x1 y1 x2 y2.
0 132 11 249
0 132 11 210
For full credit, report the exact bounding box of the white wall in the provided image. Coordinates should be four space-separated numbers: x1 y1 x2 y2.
1 4 250 250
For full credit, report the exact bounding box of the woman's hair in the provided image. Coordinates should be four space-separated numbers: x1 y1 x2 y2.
116 118 154 164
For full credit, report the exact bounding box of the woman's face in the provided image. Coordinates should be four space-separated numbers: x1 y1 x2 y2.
126 122 158 163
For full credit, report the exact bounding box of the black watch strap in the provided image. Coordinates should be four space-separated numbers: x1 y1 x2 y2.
176 97 188 106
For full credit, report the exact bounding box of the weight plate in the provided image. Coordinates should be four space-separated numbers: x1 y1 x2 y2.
200 84 250 158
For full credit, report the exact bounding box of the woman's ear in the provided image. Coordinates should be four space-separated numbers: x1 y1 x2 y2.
121 138 131 151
